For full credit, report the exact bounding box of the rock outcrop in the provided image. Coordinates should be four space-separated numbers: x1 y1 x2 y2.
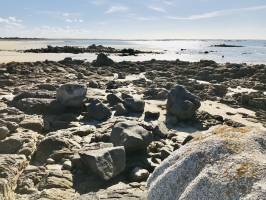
167 85 201 120
110 121 153 153
92 53 114 67
56 84 87 107
0 155 28 200
79 146 126 180
147 126 266 200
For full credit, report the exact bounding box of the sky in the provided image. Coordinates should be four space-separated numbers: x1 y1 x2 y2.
0 0 266 39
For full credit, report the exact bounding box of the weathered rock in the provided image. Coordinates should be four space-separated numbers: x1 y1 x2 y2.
38 171 73 190
92 53 114 67
110 121 153 153
169 132 193 145
130 167 150 182
208 84 228 97
0 131 39 156
56 84 87 107
145 111 160 121
12 98 56 114
12 90 55 101
153 122 168 139
86 101 112 121
78 182 147 200
107 93 123 106
62 160 72 170
0 126 9 140
166 85 201 120
33 129 81 165
114 103 128 116
20 188 79 200
19 117 44 133
88 80 100 88
144 88 169 100
0 154 28 200
0 119 18 133
148 126 266 200
71 125 96 137
79 146 126 180
124 98 145 113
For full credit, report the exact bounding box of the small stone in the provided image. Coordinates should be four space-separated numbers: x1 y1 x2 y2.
88 80 99 88
124 98 145 113
63 160 72 170
45 164 62 171
107 93 123 106
86 101 112 121
20 117 44 132
160 147 172 160
153 122 168 139
0 126 9 140
145 111 160 120
114 103 128 116
130 167 150 182
47 158 55 164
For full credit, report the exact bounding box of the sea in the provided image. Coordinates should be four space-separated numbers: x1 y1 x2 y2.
0 39 266 64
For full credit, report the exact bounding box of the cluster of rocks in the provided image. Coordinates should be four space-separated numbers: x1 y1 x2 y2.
23 45 157 56
0 53 265 199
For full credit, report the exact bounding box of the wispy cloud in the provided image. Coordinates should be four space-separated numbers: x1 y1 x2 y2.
62 12 84 23
168 5 266 20
148 6 166 13
90 0 106 6
36 11 84 23
0 16 23 27
105 6 129 14
163 1 174 6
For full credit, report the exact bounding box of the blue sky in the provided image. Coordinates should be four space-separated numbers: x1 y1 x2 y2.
0 0 266 39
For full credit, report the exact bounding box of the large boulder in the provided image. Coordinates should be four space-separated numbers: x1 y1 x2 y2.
110 121 153 153
79 146 126 180
147 126 266 200
56 84 87 107
92 53 114 67
166 85 201 120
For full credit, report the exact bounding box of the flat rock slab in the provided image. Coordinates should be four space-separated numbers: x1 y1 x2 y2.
0 131 39 157
78 182 147 200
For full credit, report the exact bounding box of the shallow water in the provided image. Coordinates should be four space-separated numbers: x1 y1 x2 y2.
0 39 266 64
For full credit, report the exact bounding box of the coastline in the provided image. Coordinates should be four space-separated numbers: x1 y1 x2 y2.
0 52 265 199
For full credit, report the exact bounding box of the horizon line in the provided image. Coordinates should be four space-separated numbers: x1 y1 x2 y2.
1 37 266 41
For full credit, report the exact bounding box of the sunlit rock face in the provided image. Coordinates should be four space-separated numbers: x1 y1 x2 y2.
147 126 266 200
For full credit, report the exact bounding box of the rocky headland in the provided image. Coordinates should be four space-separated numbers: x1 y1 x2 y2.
0 53 265 200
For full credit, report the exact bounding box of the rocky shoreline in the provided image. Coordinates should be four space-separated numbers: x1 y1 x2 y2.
23 45 159 56
0 54 265 200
